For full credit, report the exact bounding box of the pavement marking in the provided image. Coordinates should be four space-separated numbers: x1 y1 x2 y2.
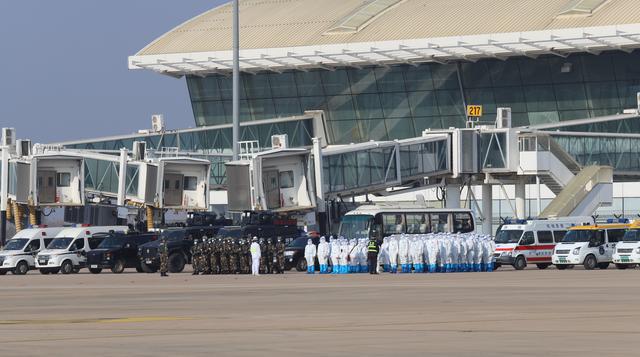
0 316 192 325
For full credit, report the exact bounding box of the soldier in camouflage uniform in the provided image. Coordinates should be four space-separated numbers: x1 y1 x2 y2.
258 238 267 274
220 239 229 274
191 239 200 275
226 238 236 274
230 238 241 274
240 238 251 274
265 238 275 274
210 238 221 275
201 237 211 275
159 237 169 277
275 236 286 274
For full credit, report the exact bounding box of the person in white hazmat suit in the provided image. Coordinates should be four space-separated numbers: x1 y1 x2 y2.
398 235 410 273
465 235 475 272
378 237 389 272
387 236 399 273
250 237 261 276
473 236 483 272
358 238 368 273
426 236 438 273
304 239 317 274
317 236 330 274
348 239 358 273
330 236 341 274
339 239 350 274
410 236 424 273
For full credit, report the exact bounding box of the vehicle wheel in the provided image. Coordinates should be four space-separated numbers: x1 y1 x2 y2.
72 267 81 274
556 265 568 270
583 255 597 270
597 262 610 270
536 263 551 270
61 260 74 275
141 262 157 273
50 268 60 274
296 259 307 272
514 256 527 270
135 264 144 273
168 253 186 273
13 261 29 275
111 259 125 274
39 269 50 275
494 264 501 270
0 270 8 275
615 264 628 270
89 268 102 274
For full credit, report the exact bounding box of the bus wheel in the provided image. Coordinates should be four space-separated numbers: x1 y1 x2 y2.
536 263 550 270
514 256 527 270
583 255 597 270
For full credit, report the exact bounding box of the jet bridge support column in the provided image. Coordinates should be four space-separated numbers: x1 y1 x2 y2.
482 184 493 236
446 184 461 209
1 147 8 246
515 178 526 220
312 138 327 234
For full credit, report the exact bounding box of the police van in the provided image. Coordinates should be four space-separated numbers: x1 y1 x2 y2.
0 227 64 275
612 220 640 269
552 221 630 270
35 225 128 274
494 217 592 270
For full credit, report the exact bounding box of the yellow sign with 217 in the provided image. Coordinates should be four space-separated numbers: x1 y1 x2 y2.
466 105 483 117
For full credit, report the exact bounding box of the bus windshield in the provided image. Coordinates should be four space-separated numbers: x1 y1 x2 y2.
622 230 640 242
562 230 596 243
339 215 373 240
494 230 523 244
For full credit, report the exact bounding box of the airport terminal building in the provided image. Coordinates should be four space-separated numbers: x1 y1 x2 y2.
61 0 640 220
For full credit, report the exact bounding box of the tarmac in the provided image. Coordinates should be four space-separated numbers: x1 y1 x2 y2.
1 267 639 356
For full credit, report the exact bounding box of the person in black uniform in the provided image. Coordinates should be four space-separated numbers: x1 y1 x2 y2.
367 238 380 275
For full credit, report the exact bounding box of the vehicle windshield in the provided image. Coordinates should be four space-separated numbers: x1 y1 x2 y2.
216 229 241 239
288 238 308 248
98 236 125 249
622 229 640 242
339 215 373 240
562 230 596 243
47 238 73 250
3 238 29 251
495 230 523 244
160 230 186 242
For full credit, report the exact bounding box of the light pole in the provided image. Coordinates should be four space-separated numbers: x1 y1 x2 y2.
1 146 8 246
232 0 240 160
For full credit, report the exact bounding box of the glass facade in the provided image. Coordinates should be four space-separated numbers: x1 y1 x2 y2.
187 50 640 144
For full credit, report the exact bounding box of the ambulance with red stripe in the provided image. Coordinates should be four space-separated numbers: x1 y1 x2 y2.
494 217 593 270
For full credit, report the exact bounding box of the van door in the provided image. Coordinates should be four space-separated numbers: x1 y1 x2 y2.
605 229 626 262
164 174 184 207
37 171 57 204
263 170 280 209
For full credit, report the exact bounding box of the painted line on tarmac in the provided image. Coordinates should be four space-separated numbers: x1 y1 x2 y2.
0 316 192 325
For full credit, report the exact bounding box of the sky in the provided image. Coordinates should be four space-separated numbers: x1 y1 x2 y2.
0 1 227 143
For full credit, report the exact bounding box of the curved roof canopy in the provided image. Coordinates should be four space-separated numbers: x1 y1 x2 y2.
129 0 640 76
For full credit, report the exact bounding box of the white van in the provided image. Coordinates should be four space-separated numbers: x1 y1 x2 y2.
612 221 640 269
35 226 128 274
0 227 64 275
552 222 630 270
494 217 592 270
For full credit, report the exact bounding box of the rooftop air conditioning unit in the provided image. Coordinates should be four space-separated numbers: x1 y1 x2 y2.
16 139 32 157
1 127 16 148
132 141 146 160
496 108 512 129
271 134 289 149
151 114 165 133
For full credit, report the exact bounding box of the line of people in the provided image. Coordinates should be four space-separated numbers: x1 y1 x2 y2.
304 233 496 274
191 236 286 275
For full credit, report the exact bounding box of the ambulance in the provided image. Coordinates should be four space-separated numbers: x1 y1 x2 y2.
552 220 630 270
611 220 640 269
494 217 592 270
0 226 64 275
35 225 128 274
